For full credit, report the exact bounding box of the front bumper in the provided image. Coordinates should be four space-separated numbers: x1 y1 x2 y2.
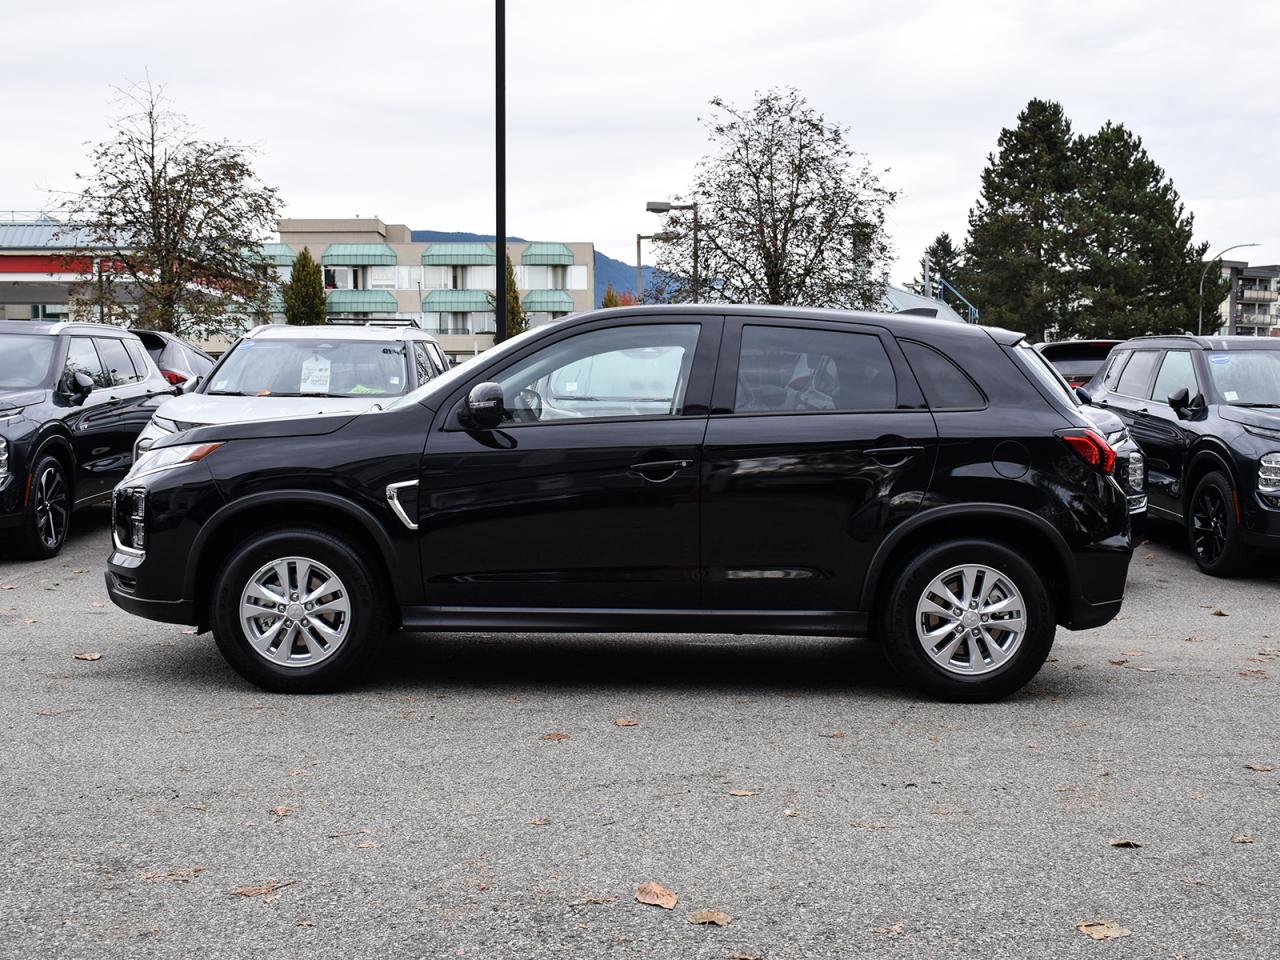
1241 491 1280 551
105 569 196 625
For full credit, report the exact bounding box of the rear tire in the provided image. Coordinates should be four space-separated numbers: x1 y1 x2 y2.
1187 472 1251 577
15 454 71 560
879 540 1055 702
211 528 385 693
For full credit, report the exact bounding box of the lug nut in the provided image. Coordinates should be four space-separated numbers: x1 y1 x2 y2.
981 614 989 622
969 600 977 609
291 593 298 601
971 628 980 637
305 602 313 610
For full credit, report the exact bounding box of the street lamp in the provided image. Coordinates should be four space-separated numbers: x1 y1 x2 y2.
494 0 507 341
635 232 678 302
646 200 699 301
1199 242 1259 336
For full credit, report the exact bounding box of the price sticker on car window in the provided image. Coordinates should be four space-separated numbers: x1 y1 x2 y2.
300 354 332 394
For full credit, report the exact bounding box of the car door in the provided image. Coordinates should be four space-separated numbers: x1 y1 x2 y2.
85 336 158 487
700 317 937 612
61 336 128 501
416 316 719 609
1136 349 1201 514
1101 349 1160 430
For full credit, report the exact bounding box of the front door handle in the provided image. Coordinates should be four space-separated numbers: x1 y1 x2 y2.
628 459 692 483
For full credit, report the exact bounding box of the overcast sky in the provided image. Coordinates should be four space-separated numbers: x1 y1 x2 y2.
5 0 1277 283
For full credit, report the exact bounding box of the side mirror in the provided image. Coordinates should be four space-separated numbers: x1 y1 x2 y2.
180 375 203 395
70 371 95 402
460 382 505 430
1075 385 1093 405
1168 386 1190 417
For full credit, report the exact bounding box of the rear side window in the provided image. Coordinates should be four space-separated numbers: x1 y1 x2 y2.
899 340 985 409
1101 351 1129 390
95 337 141 385
123 340 152 380
735 325 896 413
1116 350 1159 398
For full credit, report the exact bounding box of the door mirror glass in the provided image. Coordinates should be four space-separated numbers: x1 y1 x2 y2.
512 388 543 423
461 381 505 430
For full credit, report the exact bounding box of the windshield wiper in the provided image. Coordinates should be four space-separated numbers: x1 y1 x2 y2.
205 390 250 396
1229 402 1280 408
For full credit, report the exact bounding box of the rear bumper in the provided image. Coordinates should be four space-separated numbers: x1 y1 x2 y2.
1060 533 1132 631
1061 595 1123 631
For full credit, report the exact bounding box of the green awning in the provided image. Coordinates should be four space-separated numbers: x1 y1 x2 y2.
522 289 575 312
521 242 574 266
259 243 297 267
321 243 397 266
422 289 493 312
421 243 495 266
326 289 398 313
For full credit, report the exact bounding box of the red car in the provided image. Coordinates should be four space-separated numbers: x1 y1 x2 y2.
1036 340 1122 389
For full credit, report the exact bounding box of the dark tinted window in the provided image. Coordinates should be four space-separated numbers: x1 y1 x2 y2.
1152 350 1199 403
900 340 985 409
65 337 108 388
95 337 139 385
1102 351 1129 390
735 325 896 413
1116 350 1159 398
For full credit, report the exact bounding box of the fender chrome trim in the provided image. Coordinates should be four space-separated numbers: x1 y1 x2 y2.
385 480 420 531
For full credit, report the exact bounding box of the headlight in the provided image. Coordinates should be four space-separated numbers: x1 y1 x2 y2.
1128 450 1144 491
151 416 179 433
0 437 9 480
127 442 221 480
1260 453 1280 497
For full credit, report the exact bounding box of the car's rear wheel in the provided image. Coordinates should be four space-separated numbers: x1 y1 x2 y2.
880 540 1055 702
1187 472 1251 577
15 454 71 560
211 528 385 692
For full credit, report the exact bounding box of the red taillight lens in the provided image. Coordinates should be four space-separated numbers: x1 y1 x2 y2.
161 370 188 386
1058 429 1116 473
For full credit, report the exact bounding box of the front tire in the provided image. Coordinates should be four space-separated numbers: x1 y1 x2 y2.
15 454 71 560
879 540 1055 702
211 528 386 693
1187 472 1251 577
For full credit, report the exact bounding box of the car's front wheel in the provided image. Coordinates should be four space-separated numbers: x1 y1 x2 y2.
880 540 1055 702
211 528 386 692
1187 472 1251 577
15 454 71 560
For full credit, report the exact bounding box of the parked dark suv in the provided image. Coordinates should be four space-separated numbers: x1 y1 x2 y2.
0 321 173 558
1080 334 1280 575
106 307 1133 701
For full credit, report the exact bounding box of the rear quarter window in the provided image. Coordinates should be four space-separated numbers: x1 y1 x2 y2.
898 340 986 409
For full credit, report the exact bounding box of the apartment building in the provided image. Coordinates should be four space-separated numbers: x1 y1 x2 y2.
274 218 594 360
1217 259 1280 337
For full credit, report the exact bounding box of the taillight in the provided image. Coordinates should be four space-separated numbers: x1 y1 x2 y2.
161 370 188 386
1057 429 1116 473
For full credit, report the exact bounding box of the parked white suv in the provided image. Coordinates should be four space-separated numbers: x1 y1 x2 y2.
135 323 450 456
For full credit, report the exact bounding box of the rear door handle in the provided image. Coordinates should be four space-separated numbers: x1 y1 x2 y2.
628 459 692 483
864 445 924 466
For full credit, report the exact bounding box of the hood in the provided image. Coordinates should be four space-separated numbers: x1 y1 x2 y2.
155 392 387 428
1218 404 1280 433
0 388 47 416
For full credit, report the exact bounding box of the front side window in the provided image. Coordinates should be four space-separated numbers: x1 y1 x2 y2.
1204 350 1280 407
206 339 410 398
734 325 896 413
1115 350 1159 398
493 323 700 423
0 335 57 389
1152 350 1199 403
65 337 109 389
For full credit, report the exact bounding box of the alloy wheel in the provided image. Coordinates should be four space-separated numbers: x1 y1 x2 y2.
1191 486 1227 565
914 564 1027 676
238 556 352 668
34 465 69 549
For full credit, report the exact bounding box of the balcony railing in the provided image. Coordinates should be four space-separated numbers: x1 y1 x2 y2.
1240 288 1278 302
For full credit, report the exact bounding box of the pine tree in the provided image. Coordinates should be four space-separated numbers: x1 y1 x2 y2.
959 99 1076 341
601 282 620 308
282 246 326 326
919 232 961 289
490 252 526 339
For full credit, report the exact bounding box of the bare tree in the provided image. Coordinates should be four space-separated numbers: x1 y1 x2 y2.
650 88 897 308
59 81 281 340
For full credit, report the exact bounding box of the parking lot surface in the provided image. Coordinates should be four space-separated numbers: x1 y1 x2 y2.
1 508 1278 959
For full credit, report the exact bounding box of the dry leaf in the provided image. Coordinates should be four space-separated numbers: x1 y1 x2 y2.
687 909 731 926
22 618 37 624
635 882 677 910
783 808 799 817
872 923 906 936
355 841 381 849
1212 609 1229 617
727 789 757 797
232 879 295 897
1076 919 1130 941
820 731 846 739
541 732 570 741
1182 876 1206 886
269 805 293 818
296 919 315 928
0 584 13 590
1142 553 1155 560
72 652 101 661
528 817 551 826
1244 764 1275 772
1184 636 1203 643
141 865 205 883
1108 838 1142 848
1230 834 1254 844
1239 669 1270 680
1108 658 1128 666
614 718 639 727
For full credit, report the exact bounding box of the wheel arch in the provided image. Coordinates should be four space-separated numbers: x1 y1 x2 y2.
29 430 77 500
1184 445 1238 508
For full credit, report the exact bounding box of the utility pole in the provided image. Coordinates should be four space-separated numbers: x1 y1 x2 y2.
921 256 932 300
494 0 506 342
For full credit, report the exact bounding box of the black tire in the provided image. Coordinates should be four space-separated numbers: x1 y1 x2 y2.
1187 472 1251 577
211 528 386 693
15 454 71 560
879 539 1055 702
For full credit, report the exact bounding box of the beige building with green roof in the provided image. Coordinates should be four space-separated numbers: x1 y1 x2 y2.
272 218 594 360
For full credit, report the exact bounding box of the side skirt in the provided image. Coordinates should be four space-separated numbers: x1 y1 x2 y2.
399 606 869 639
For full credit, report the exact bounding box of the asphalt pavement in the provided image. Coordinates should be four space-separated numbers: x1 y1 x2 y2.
1 507 1277 959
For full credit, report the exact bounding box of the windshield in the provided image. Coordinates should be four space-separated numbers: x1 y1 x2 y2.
1205 351 1280 407
204 338 409 398
0 335 57 389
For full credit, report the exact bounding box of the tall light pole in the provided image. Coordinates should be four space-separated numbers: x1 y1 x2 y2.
636 232 678 302
494 0 507 342
646 200 699 301
1199 242 1258 336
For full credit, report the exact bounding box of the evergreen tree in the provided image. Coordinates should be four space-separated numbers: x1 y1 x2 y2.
917 232 968 312
282 246 326 326
1065 122 1223 338
490 253 526 339
959 99 1076 341
601 282 620 308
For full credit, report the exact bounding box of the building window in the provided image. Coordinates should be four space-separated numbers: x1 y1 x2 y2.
566 264 588 290
324 266 358 290
422 266 451 290
468 312 497 334
29 304 69 320
396 265 423 290
369 266 396 289
464 265 495 290
519 265 551 290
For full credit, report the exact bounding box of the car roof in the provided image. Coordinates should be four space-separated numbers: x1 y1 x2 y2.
242 323 441 343
0 320 138 338
1119 334 1280 351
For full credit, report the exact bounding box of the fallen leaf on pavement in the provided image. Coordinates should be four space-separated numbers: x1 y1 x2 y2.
72 652 100 661
688 909 731 926
355 841 381 849
0 584 13 590
1231 834 1254 844
783 808 799 817
1245 764 1275 772
851 821 887 830
1108 658 1128 666
635 882 678 910
232 879 296 897
296 919 315 928
727 789 757 797
541 732 570 741
1076 919 1130 940
1239 669 1270 680
1182 876 1206 886
269 805 293 818
1184 636 1203 643
614 718 639 727
1142 553 1154 560
1108 839 1142 848
528 817 551 826
872 923 906 936
1211 609 1229 616
141 865 205 883
820 731 846 739
22 618 37 625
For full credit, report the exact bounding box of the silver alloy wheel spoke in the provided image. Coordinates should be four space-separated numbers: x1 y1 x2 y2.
238 555 351 669
914 563 1027 677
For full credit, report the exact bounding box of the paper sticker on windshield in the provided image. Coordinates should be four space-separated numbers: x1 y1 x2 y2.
300 355 332 394
1210 354 1230 364
1224 390 1239 401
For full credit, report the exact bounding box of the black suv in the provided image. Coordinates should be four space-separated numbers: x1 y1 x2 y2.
106 307 1133 701
1080 334 1280 575
0 321 173 558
